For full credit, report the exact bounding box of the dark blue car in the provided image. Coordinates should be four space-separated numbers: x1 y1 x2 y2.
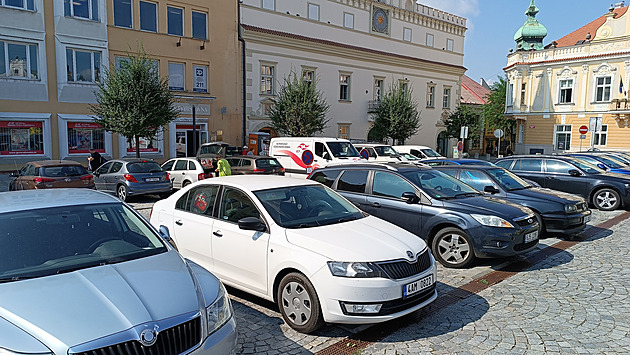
424 158 496 167
566 154 630 175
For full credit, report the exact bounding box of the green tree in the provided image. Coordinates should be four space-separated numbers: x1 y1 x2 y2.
269 71 330 136
370 81 421 144
482 76 516 139
90 47 178 158
443 105 482 143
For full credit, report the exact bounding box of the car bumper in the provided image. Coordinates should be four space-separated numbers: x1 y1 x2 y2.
542 210 591 234
468 224 540 258
311 258 437 324
191 317 238 354
127 181 172 196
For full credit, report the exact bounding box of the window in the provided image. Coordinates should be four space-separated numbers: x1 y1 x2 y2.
458 170 494 192
192 11 207 40
338 124 349 139
593 124 608 146
595 76 612 102
168 62 185 91
403 28 412 42
0 41 38 80
219 188 260 223
126 136 158 153
174 159 188 170
193 65 208 93
546 160 574 174
176 185 219 216
139 1 157 32
374 79 383 101
167 6 183 36
512 159 542 172
113 0 131 28
372 172 415 199
308 3 319 21
443 87 451 109
426 33 434 47
520 83 527 106
2 0 34 11
337 170 368 194
339 74 350 101
64 0 98 20
400 81 408 96
303 69 315 84
260 64 274 95
66 48 101 83
559 79 573 103
344 12 354 29
262 0 274 10
446 39 454 51
427 85 435 107
67 122 104 154
554 125 572 150
310 170 341 187
0 120 44 155
507 83 514 106
115 56 158 73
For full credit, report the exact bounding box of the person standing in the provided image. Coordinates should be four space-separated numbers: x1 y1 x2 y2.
247 148 255 156
215 152 231 177
87 148 105 172
242 145 248 155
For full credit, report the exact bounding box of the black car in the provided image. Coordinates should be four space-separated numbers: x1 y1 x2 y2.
308 164 539 268
495 155 630 211
433 165 591 235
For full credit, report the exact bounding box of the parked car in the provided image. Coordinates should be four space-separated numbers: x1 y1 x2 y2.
8 160 94 191
495 155 630 211
565 153 630 175
353 143 408 163
196 141 231 170
589 152 630 166
393 145 442 159
0 189 237 355
433 165 591 236
150 176 437 333
423 158 496 167
93 159 172 201
308 163 539 268
162 157 211 189
225 155 285 175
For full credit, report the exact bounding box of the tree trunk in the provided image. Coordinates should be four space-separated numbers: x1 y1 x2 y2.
135 136 141 158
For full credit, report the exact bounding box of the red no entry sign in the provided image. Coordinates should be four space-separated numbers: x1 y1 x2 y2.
579 125 588 134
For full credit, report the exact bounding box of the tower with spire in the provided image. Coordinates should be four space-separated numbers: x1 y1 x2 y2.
513 0 548 51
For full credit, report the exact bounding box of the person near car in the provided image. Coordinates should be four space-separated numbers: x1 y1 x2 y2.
87 148 105 172
215 152 232 177
247 148 255 156
242 145 248 155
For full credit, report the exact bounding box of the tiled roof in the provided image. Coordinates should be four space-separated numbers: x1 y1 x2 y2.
242 24 466 71
461 75 490 105
553 6 628 47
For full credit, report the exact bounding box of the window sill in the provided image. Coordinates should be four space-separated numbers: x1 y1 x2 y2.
66 15 100 23
0 77 41 82
555 102 575 106
260 93 276 97
426 106 435 109
591 101 611 104
67 81 98 86
1 5 35 12
338 100 352 103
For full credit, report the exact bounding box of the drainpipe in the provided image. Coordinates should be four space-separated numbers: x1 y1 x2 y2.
238 0 247 147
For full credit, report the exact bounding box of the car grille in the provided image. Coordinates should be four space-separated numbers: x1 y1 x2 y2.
514 215 537 227
72 317 201 355
376 250 432 280
514 239 538 251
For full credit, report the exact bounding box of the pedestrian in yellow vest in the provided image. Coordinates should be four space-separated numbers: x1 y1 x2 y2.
215 152 231 177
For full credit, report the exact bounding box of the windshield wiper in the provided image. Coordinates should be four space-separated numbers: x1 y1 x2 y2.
454 192 480 198
337 216 359 223
0 275 39 283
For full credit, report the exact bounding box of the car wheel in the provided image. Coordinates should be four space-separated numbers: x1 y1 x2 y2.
117 184 128 202
432 227 476 268
593 188 620 211
277 272 324 333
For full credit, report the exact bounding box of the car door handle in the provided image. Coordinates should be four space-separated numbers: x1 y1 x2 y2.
213 230 223 237
175 220 183 226
545 176 554 179
371 202 381 208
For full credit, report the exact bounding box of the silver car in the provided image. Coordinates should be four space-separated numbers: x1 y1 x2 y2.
94 159 172 201
0 189 237 354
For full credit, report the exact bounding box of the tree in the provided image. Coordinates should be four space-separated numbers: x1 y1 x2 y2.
269 71 330 137
443 105 482 143
482 76 516 139
90 47 178 158
370 81 421 144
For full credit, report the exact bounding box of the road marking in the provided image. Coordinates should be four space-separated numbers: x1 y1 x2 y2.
315 211 630 355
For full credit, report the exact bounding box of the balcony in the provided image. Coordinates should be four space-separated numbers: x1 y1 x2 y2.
611 99 630 127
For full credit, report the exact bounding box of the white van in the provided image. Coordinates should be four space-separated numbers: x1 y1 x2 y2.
269 137 364 176
393 145 442 160
353 143 409 163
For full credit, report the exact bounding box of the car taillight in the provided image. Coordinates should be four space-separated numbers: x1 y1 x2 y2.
198 173 205 180
253 168 265 173
280 168 285 173
166 172 170 181
124 174 138 183
80 175 93 180
33 177 55 183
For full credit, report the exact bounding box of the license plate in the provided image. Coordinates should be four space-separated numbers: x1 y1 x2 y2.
525 230 539 243
145 177 160 182
402 274 434 297
584 214 591 223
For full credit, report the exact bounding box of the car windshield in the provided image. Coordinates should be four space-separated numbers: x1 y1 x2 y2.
402 153 420 161
374 146 400 157
326 142 361 158
0 203 167 282
254 184 364 228
568 159 604 174
199 144 229 155
41 165 89 177
127 162 164 173
421 148 441 158
401 169 479 199
486 168 531 191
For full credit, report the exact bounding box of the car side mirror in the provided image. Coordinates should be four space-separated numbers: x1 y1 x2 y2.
484 185 500 194
568 169 581 177
596 163 607 170
159 225 178 250
238 217 267 232
401 191 420 204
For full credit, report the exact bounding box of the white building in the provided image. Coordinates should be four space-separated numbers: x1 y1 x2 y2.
240 0 467 153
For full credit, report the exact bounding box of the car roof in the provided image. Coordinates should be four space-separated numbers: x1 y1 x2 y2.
353 143 391 147
196 175 319 191
317 162 431 172
28 160 84 167
433 164 500 170
227 155 278 160
0 189 119 214
165 157 199 162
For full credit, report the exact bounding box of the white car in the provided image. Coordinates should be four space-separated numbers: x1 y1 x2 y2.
162 158 210 189
150 176 437 333
393 145 443 160
353 143 409 163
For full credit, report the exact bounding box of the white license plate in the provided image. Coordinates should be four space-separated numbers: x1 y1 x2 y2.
584 214 591 223
145 177 160 182
403 274 434 298
525 230 539 243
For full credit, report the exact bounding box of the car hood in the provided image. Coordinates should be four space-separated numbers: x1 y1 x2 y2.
509 187 585 204
284 216 427 261
443 196 532 219
0 251 202 352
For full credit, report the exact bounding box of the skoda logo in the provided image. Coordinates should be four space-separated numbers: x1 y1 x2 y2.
406 251 414 259
140 328 158 346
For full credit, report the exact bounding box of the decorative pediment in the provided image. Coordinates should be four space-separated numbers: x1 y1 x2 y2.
592 62 617 75
556 66 578 78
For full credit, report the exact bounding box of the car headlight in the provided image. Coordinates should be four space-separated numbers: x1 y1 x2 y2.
206 282 233 336
565 204 578 213
327 261 384 278
471 214 514 228
625 183 630 189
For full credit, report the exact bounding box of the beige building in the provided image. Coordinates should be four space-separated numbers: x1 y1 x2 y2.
0 0 240 171
505 2 630 154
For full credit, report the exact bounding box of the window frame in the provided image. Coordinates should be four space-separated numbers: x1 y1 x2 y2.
339 73 351 101
167 6 184 37
0 40 39 80
426 33 434 47
403 27 412 42
66 47 101 83
442 87 451 109
446 38 454 51
261 0 274 11
592 124 608 146
344 12 354 29
520 83 527 106
374 78 384 101
307 3 319 21
64 0 98 21
113 0 132 28
595 76 612 102
168 62 185 91
2 0 35 11
192 11 208 40
260 64 275 95
558 79 573 104
139 0 158 32
192 64 208 93
553 124 572 151
427 84 435 108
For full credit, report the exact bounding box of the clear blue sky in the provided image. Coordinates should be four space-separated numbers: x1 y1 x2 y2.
419 0 623 85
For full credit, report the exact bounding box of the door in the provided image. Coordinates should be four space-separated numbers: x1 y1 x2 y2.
94 162 113 191
105 161 124 192
511 158 545 186
543 159 589 197
365 171 422 235
172 159 189 189
16 164 31 190
212 187 270 294
334 170 369 210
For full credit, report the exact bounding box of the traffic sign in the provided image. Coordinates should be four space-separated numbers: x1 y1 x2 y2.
301 150 314 165
360 149 369 160
494 129 504 138
579 125 588 134
460 126 469 139
580 134 586 139
457 141 464 153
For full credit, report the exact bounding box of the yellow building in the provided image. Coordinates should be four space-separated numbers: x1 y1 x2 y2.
505 2 630 155
0 0 240 171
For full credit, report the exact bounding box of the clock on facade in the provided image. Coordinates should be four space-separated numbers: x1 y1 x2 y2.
372 7 389 34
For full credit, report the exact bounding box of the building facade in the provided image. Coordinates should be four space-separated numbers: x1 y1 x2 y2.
240 0 467 148
0 0 240 171
505 2 630 154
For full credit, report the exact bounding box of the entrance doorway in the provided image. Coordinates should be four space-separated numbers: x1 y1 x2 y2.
176 124 207 157
437 131 449 156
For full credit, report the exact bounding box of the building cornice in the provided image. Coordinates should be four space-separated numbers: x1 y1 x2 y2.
504 50 630 71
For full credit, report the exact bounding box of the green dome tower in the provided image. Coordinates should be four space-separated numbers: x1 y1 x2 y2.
514 0 548 51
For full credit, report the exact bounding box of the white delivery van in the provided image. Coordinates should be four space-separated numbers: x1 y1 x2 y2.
353 143 409 163
393 145 443 160
269 137 365 176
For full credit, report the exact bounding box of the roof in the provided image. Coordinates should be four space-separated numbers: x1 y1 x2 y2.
195 175 319 192
553 6 628 47
461 75 491 105
0 189 118 214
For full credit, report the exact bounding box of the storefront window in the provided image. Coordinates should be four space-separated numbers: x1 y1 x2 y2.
127 136 159 153
67 122 104 153
0 120 44 155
